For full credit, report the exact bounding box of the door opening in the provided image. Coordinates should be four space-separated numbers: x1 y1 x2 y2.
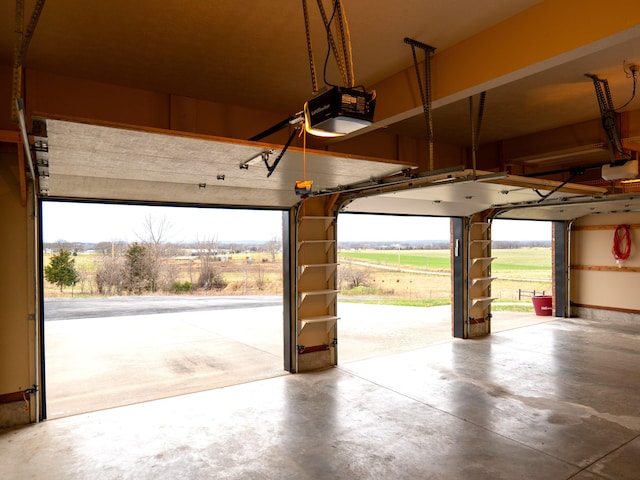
490 219 554 332
41 201 286 418
336 213 452 363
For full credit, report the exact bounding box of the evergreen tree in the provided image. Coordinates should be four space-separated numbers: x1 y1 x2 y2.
125 242 150 293
44 249 80 292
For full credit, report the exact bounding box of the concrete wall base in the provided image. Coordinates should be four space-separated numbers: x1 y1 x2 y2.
297 349 332 372
0 401 31 429
468 319 490 338
572 307 640 323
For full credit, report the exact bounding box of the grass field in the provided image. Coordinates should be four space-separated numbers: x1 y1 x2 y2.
337 248 552 311
44 247 552 311
338 248 551 274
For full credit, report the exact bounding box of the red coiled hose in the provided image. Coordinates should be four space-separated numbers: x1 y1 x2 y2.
612 224 631 265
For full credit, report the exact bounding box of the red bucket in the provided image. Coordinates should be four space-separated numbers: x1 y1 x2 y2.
532 295 553 316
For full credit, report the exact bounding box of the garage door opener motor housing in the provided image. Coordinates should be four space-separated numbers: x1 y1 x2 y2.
304 86 376 137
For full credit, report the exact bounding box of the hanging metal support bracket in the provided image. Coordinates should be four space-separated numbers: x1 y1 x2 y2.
12 0 47 122
241 125 301 178
534 169 583 203
404 37 436 171
265 126 300 178
585 73 630 162
469 91 487 174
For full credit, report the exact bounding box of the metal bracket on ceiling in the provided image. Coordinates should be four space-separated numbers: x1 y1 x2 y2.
585 73 632 164
469 91 487 174
533 169 583 203
404 37 436 171
240 125 301 178
264 127 300 178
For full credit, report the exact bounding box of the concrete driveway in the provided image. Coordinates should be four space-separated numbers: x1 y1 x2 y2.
44 296 547 418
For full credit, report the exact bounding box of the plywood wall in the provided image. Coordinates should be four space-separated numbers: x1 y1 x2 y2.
571 213 640 313
0 151 33 397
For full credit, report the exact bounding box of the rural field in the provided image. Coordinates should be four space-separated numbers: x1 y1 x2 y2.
43 247 551 312
337 248 551 311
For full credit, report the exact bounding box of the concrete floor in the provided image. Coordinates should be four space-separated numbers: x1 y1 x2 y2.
2 314 639 479
43 301 549 417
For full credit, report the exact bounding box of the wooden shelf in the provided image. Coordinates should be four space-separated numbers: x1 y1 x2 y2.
300 216 335 236
470 239 491 247
471 276 496 285
471 296 497 307
299 289 339 306
471 222 490 233
297 240 335 253
298 263 338 280
471 257 496 265
299 315 339 332
301 215 334 227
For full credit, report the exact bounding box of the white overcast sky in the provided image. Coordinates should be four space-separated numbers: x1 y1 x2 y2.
41 201 551 243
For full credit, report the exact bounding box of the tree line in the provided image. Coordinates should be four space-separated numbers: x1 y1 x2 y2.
44 214 280 295
338 240 551 250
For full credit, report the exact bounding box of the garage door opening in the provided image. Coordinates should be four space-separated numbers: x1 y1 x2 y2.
490 219 554 332
41 201 285 418
336 213 453 363
334 215 556 361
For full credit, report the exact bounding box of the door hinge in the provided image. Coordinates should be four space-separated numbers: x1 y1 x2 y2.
330 338 338 347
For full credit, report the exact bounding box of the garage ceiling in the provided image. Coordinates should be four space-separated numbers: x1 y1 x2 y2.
3 1 640 220
0 0 545 115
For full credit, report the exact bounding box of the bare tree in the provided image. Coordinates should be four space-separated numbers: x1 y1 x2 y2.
339 260 373 290
94 241 127 295
135 213 177 292
265 235 281 262
137 213 174 246
195 236 227 291
76 263 92 294
254 265 267 291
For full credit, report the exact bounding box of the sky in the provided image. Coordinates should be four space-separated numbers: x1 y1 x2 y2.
41 201 551 244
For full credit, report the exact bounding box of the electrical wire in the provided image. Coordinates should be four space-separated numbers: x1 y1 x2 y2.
302 0 357 91
320 0 343 87
614 69 638 111
612 224 632 266
319 0 353 88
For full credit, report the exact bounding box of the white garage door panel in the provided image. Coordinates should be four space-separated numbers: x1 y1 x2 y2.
343 175 614 220
43 119 411 207
342 193 488 217
41 118 634 219
498 195 640 221
45 174 301 207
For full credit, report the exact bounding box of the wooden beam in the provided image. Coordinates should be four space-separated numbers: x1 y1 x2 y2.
622 139 640 152
0 130 21 143
572 224 640 231
1 129 28 206
368 0 640 125
324 193 339 216
571 264 640 272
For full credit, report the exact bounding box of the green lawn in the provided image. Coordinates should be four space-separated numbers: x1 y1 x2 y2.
338 250 451 269
338 248 551 274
